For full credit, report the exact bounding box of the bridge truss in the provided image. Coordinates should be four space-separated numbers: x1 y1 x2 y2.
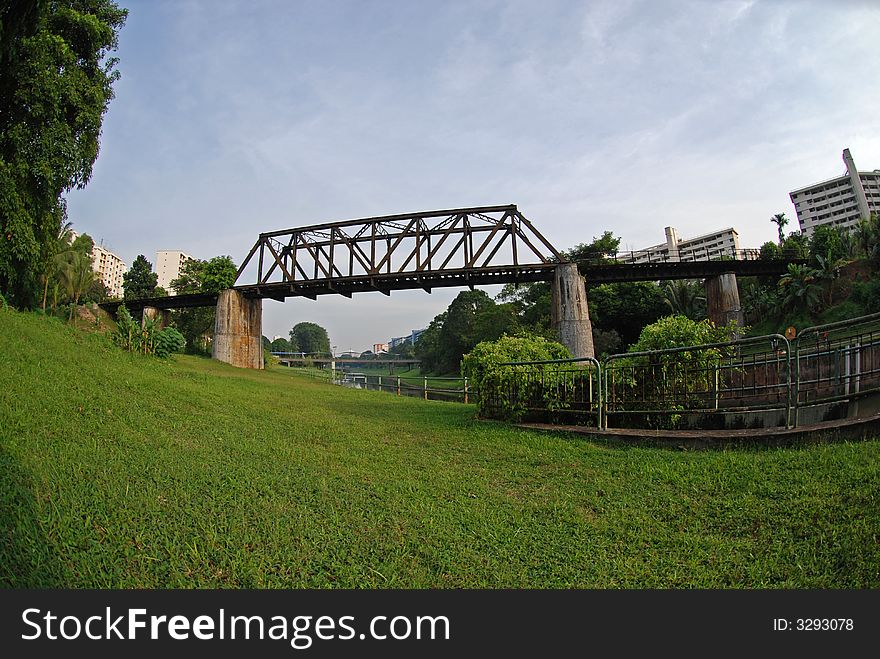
233 205 563 300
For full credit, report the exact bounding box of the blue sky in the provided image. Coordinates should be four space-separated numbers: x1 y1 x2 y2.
67 0 880 350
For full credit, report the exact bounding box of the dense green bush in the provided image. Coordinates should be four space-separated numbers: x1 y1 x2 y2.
154 327 186 358
611 315 743 428
462 333 570 420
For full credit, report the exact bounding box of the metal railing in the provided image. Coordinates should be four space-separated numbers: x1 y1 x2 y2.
574 248 792 266
603 334 791 429
483 357 602 427
793 312 880 426
281 312 880 430
333 371 474 404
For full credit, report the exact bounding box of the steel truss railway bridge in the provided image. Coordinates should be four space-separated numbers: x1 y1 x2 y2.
102 205 800 369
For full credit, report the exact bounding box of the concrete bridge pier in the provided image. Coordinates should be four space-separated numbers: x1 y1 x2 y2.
705 273 743 329
213 289 263 369
142 306 171 328
552 262 595 359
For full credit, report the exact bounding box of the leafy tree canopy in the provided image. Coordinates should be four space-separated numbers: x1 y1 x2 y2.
123 255 158 300
416 290 520 374
0 0 127 306
290 322 330 356
169 256 237 295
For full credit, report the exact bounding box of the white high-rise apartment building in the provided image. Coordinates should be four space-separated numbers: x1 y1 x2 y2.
629 226 753 263
69 231 126 298
92 243 126 299
155 250 195 291
789 148 880 238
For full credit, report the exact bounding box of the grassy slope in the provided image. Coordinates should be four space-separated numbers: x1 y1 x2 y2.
1 311 878 588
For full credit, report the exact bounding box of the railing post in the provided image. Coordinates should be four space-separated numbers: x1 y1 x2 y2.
424 377 428 400
397 376 401 396
793 334 800 428
464 377 469 404
378 375 382 392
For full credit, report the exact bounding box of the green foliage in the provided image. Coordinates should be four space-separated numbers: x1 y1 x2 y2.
566 231 621 263
661 279 706 320
268 337 292 353
851 279 880 315
770 213 788 247
169 255 238 355
628 315 739 353
0 0 127 307
290 321 330 356
462 332 570 420
778 263 822 314
112 305 175 357
154 326 186 358
759 241 781 260
615 315 742 428
123 255 159 301
416 290 520 374
589 281 668 349
54 249 96 322
808 226 846 266
781 231 809 259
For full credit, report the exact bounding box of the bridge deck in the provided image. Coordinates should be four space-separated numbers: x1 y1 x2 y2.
100 259 801 312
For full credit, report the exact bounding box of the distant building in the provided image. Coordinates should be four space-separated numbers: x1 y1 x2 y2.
388 329 427 350
373 342 389 354
155 250 195 291
789 148 880 237
70 231 126 298
92 243 126 299
630 227 753 263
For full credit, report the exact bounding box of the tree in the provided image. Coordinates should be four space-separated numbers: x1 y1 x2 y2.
781 231 809 259
808 225 845 266
589 282 668 349
778 264 821 314
169 256 238 354
566 231 621 263
290 322 330 356
771 213 789 247
758 241 781 261
123 255 159 300
40 216 73 310
661 279 706 320
268 337 291 353
55 250 95 322
0 0 127 307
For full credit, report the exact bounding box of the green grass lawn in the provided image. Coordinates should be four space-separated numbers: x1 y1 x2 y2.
2 310 879 588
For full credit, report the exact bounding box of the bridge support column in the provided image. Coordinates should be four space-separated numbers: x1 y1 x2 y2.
212 289 263 369
552 262 594 359
705 273 743 329
142 306 171 329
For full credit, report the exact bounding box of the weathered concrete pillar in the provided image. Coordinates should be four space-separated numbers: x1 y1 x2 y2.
551 262 595 359
212 289 263 369
142 306 171 329
705 273 743 328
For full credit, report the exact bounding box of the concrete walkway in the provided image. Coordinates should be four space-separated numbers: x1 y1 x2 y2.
515 413 880 449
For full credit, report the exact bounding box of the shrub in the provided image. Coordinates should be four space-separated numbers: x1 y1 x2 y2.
155 327 186 358
462 333 570 420
610 315 743 428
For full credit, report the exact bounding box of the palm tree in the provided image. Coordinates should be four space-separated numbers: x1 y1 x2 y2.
56 251 96 323
41 218 74 311
814 252 844 307
662 280 706 320
778 263 821 314
771 213 789 248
